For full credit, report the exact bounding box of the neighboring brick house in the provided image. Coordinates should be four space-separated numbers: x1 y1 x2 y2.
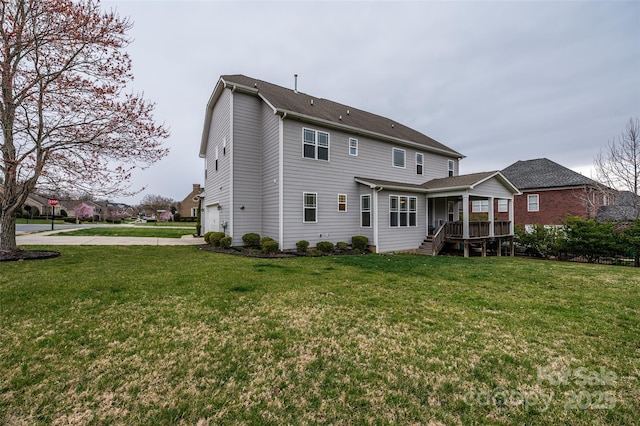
178 184 203 219
501 158 608 227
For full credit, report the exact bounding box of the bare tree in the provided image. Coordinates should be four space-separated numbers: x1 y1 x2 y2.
594 117 640 221
138 194 175 218
0 0 169 252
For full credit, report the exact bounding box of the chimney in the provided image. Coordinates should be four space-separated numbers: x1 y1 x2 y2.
294 74 298 94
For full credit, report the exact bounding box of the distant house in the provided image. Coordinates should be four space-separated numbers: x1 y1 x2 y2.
178 184 204 219
501 158 608 228
597 191 640 222
199 74 519 255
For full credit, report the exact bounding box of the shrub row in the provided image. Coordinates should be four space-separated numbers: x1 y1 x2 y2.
515 215 640 265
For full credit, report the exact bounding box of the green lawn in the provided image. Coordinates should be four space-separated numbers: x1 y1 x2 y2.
1 248 638 424
55 227 195 238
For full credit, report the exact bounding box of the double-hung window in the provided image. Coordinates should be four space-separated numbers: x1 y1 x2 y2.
338 194 347 212
303 193 317 222
215 146 219 171
472 200 489 213
303 128 329 161
448 159 455 177
390 195 417 227
392 148 406 168
416 153 424 175
361 195 371 227
349 138 358 156
498 199 508 212
528 194 539 212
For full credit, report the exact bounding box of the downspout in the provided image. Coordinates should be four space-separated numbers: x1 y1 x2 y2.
278 112 286 249
229 86 235 241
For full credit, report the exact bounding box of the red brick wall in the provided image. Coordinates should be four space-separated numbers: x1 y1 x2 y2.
513 188 605 226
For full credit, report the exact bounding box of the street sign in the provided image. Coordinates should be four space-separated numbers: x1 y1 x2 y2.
48 198 59 206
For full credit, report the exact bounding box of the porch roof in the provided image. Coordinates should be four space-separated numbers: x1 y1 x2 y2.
422 171 520 195
354 177 427 193
356 171 520 196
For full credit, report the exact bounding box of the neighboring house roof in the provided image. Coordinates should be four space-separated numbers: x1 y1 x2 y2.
200 74 464 159
355 171 520 195
501 158 600 190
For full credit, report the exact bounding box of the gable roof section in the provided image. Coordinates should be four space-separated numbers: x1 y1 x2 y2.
200 74 464 158
355 171 519 195
501 158 600 190
422 171 520 194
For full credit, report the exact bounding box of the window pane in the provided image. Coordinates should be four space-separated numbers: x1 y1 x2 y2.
390 212 398 226
304 208 316 222
409 212 417 226
361 195 370 210
362 212 371 227
417 164 423 175
400 212 408 226
318 146 329 161
317 132 329 147
393 149 405 167
304 129 315 144
390 196 398 211
304 193 316 207
409 197 417 212
303 144 315 158
399 197 408 212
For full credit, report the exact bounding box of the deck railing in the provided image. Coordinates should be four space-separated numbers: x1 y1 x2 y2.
431 222 447 255
446 221 512 239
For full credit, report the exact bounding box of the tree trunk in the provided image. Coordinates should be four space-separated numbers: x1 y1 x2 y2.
0 209 18 252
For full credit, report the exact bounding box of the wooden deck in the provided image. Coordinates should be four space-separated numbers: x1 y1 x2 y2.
418 221 514 257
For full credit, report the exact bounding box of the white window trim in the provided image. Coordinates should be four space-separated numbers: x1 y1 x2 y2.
392 147 406 168
528 194 539 212
338 194 347 212
448 159 455 176
497 199 508 212
360 194 371 228
389 195 417 227
416 153 424 175
349 138 358 156
302 128 330 161
303 192 318 223
472 199 489 213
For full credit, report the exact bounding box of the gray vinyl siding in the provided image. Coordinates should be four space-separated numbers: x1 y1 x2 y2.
470 179 514 199
231 92 263 243
280 120 440 250
203 88 231 234
425 154 458 179
261 103 280 241
376 190 427 252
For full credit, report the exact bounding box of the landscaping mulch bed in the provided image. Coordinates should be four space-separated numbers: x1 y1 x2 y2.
0 249 61 262
197 244 366 258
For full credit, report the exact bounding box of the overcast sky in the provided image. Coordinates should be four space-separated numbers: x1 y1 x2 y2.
102 0 640 205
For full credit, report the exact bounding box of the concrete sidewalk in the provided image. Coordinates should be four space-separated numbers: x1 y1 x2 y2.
16 229 205 246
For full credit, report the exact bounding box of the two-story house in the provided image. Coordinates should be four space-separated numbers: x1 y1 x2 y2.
199 75 519 255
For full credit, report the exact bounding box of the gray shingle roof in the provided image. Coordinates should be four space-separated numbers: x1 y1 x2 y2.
501 158 599 190
421 171 499 190
220 74 463 157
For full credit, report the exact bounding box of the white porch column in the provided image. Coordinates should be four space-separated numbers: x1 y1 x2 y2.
488 196 494 237
508 198 514 235
373 189 379 252
462 194 469 239
425 195 430 235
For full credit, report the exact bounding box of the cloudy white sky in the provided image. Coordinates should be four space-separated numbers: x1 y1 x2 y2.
102 0 640 205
